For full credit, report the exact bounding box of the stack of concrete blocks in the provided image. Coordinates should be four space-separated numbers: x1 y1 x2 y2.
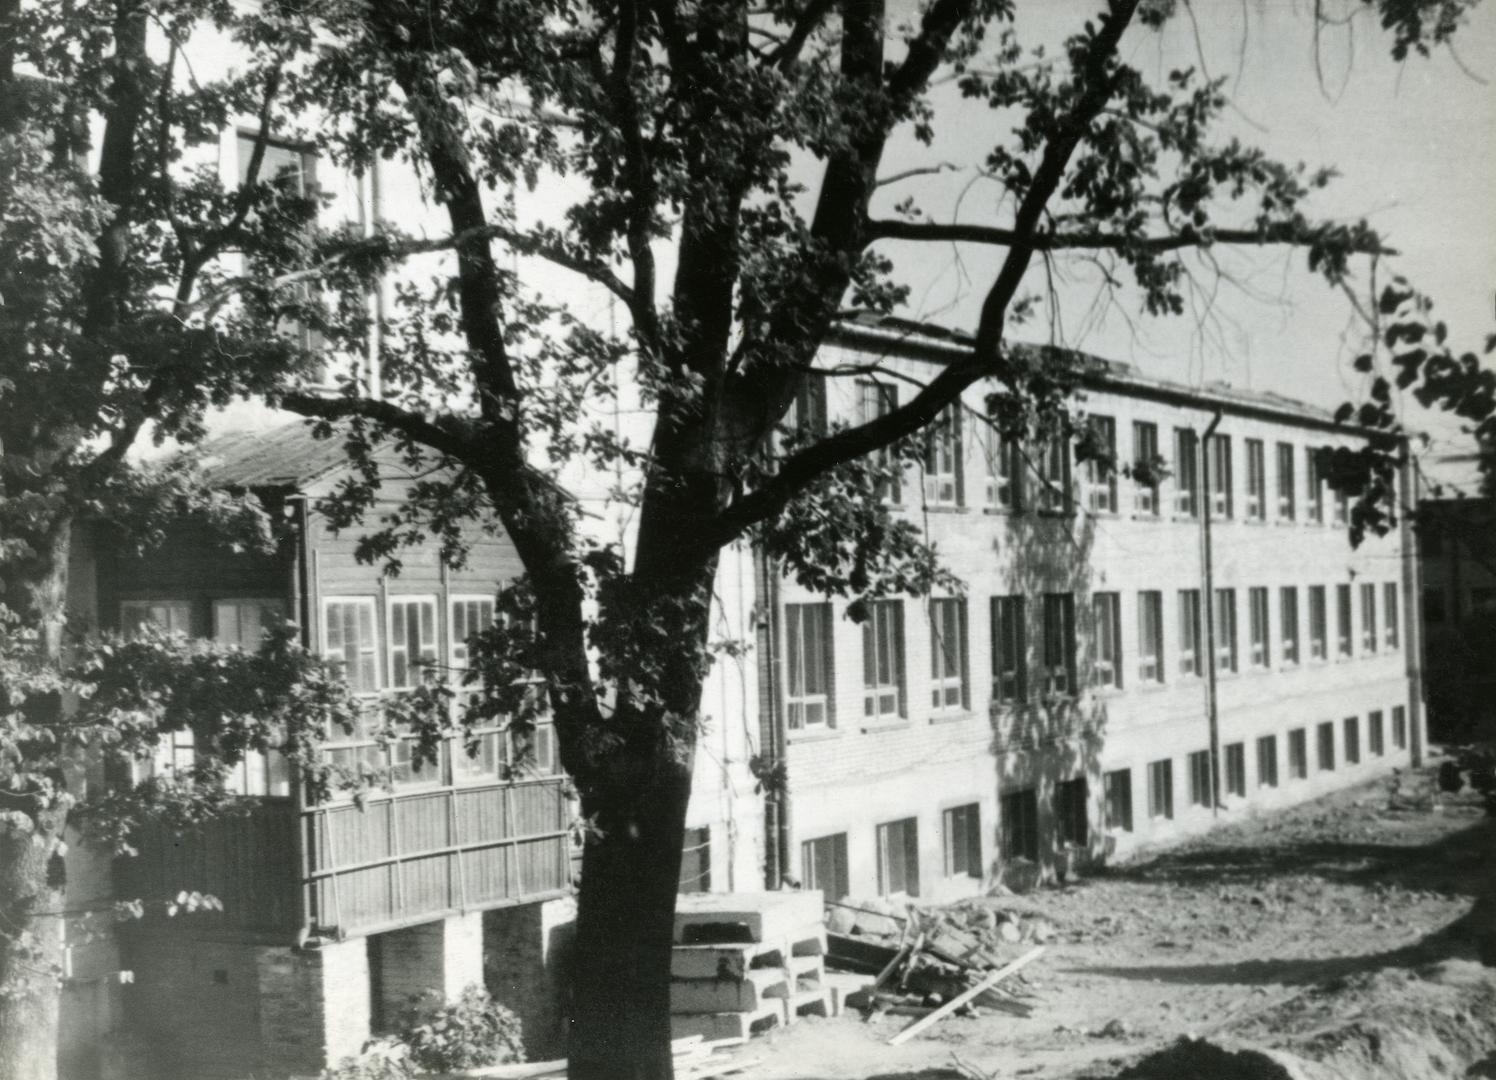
668 891 833 1042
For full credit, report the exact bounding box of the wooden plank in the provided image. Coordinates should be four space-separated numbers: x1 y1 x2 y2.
887 946 1045 1046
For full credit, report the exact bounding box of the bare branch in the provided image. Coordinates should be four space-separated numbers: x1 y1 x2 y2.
875 162 958 188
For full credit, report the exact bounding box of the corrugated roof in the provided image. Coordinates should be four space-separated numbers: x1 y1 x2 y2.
196 421 361 490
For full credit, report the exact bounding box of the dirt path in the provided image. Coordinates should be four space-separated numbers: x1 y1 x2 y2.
742 760 1496 1080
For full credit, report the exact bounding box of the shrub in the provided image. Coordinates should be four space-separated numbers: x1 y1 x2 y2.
398 984 525 1072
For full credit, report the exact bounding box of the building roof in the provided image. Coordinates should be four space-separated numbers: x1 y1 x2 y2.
829 314 1350 433
196 421 368 490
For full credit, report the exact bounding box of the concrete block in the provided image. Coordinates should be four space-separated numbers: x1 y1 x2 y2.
669 967 788 1014
673 891 824 945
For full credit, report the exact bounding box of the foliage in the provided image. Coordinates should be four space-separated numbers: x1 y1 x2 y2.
397 985 525 1073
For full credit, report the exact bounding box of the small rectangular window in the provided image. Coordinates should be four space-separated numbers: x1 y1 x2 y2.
1104 769 1134 832
1225 742 1246 798
388 596 438 689
785 377 827 439
1188 749 1213 807
1034 434 1072 514
1384 583 1400 649
1041 593 1077 696
1209 434 1233 519
1148 759 1175 820
1179 589 1202 677
1056 777 1089 848
1392 705 1408 749
786 603 835 730
1280 587 1300 666
1137 590 1164 684
1309 586 1328 660
324 597 379 693
1361 583 1377 654
1001 789 1041 861
1091 592 1122 689
990 596 1027 705
1245 439 1266 521
985 417 1024 511
1369 710 1385 756
1288 728 1309 779
860 382 901 504
1085 416 1118 514
1174 429 1199 518
1256 735 1279 788
929 597 970 712
121 600 195 639
1307 447 1325 523
862 600 906 720
1248 587 1270 669
1343 716 1361 765
1133 421 1160 515
1317 721 1336 771
802 834 849 901
923 406 964 507
1337 584 1353 657
1276 442 1296 520
877 817 921 897
214 599 287 651
1214 588 1238 674
943 803 983 879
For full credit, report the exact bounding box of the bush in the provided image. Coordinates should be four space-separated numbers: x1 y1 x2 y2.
398 984 525 1072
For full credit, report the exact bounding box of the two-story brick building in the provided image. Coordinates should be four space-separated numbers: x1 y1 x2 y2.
745 318 1424 904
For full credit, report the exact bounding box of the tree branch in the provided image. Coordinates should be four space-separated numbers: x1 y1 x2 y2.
277 393 479 466
767 0 837 71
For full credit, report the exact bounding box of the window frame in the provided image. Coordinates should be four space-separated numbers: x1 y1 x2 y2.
1001 788 1041 861
1317 720 1336 772
1208 433 1234 519
1178 589 1202 678
1040 593 1078 697
1214 588 1238 674
1137 590 1164 684
861 599 907 721
942 803 984 879
1148 758 1175 821
1188 749 1213 808
1343 715 1361 765
1174 428 1200 518
1369 710 1385 756
1103 768 1134 832
1085 415 1118 514
1224 742 1246 798
1055 777 1089 848
876 816 921 897
1248 587 1270 670
786 602 835 732
1336 584 1354 658
1244 438 1266 521
985 419 1024 511
1309 585 1328 660
1288 727 1309 779
1384 583 1400 649
1133 420 1160 515
1256 735 1279 788
859 381 902 504
923 405 964 507
1276 442 1296 521
322 596 380 694
929 597 970 713
1280 587 1300 666
387 594 439 691
1091 591 1123 690
1034 433 1073 514
1360 583 1377 655
990 595 1027 706
1306 446 1325 523
1392 705 1408 749
801 833 850 901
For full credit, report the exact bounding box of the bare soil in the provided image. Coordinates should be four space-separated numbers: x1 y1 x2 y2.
743 757 1496 1080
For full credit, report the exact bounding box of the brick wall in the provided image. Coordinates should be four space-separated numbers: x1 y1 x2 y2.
369 912 484 1028
484 897 576 1059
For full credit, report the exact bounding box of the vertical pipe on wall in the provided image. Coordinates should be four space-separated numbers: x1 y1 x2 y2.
1399 441 1427 766
1199 411 1223 815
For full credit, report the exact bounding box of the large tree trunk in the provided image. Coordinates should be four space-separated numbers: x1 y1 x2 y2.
0 520 72 1080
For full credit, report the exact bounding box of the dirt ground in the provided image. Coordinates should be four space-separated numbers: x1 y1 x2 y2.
742 756 1496 1080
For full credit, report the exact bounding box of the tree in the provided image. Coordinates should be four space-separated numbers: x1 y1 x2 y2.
1 1 1483 1078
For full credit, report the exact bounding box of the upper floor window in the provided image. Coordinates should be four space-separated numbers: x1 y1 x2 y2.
1213 588 1238 674
784 377 827 440
1091 592 1122 689
1309 585 1328 660
1384 583 1400 649
1306 447 1325 523
984 418 1023 511
1174 428 1199 518
990 596 1027 705
388 596 438 689
1040 593 1077 696
1034 435 1072 514
1248 587 1270 669
1276 442 1296 521
1085 416 1118 514
1360 583 1377 654
787 602 834 730
862 599 906 720
237 132 323 365
1137 590 1163 684
859 382 901 504
1336 584 1353 657
1333 480 1350 526
1245 439 1266 521
1178 589 1202 677
450 596 496 671
214 599 286 651
324 597 379 693
929 597 970 711
923 406 963 507
1133 421 1160 516
1280 587 1300 666
1208 434 1233 519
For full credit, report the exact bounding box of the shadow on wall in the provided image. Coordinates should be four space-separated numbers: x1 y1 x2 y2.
987 505 1110 890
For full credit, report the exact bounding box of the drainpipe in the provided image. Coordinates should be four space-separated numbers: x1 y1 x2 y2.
1199 411 1224 815
754 544 791 888
1399 441 1426 766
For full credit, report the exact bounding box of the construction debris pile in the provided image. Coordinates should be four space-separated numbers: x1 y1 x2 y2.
824 899 1049 1039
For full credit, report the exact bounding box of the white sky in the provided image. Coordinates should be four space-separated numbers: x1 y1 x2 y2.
868 0 1496 491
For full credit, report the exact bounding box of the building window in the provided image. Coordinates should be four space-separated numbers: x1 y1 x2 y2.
1333 482 1349 526
876 817 920 897
388 596 438 689
786 603 834 730
1104 769 1134 832
1188 749 1213 807
1085 415 1118 514
1214 588 1238 674
1134 421 1160 515
679 826 712 893
1309 586 1328 660
985 418 1023 511
1092 592 1122 690
1392 705 1408 749
784 377 827 439
450 596 503 783
1317 721 1336 771
121 599 195 639
1248 587 1270 670
923 406 963 507
1424 587 1446 624
1208 433 1233 519
238 133 323 366
1034 434 1072 513
802 834 849 901
861 600 906 720
324 597 379 692
1056 778 1089 848
1245 438 1266 521
1257 735 1279 788
1276 442 1296 520
929 597 970 711
1224 742 1246 798
1179 589 1202 677
1148 758 1175 820
1137 590 1164 684
1369 710 1385 756
1288 728 1309 780
1280 587 1300 666
1041 593 1077 696
1001 789 1040 861
1343 716 1361 765
859 382 901 503
1360 583 1377 654
1174 428 1199 518
1336 584 1353 658
1306 447 1325 523
450 596 495 669
214 599 287 651
943 803 983 879
1384 583 1400 649
990 595 1027 705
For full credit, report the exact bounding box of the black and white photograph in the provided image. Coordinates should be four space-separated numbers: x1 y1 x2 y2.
1 1 1493 1078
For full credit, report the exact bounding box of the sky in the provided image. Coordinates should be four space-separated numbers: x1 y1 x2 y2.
868 0 1496 492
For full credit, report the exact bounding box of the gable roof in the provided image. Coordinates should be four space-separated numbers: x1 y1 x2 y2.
197 421 375 491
